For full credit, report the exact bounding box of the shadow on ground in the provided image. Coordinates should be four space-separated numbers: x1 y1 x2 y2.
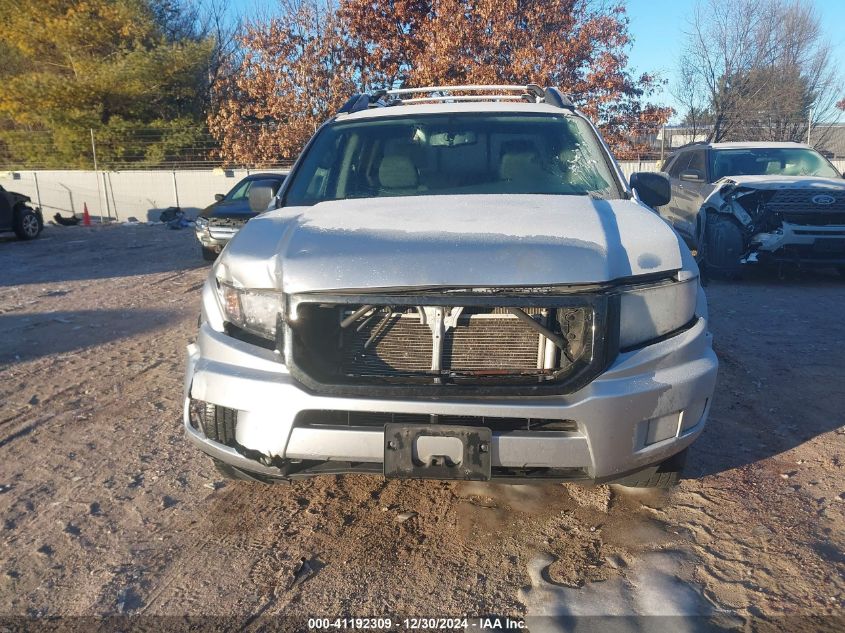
688 265 845 478
0 225 205 287
0 309 178 364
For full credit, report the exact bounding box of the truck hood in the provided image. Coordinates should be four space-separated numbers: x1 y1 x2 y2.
716 175 845 191
216 194 685 293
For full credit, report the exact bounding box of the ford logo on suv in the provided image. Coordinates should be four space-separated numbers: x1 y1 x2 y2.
811 194 836 206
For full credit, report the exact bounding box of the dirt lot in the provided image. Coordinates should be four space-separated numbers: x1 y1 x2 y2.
0 225 843 631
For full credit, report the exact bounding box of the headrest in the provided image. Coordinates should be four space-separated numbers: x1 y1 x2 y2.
378 154 418 189
499 140 540 180
247 182 274 212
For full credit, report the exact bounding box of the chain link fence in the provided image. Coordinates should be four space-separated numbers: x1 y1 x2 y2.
3 120 844 223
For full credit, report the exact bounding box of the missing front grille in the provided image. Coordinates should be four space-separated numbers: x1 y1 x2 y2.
332 306 587 382
285 293 614 395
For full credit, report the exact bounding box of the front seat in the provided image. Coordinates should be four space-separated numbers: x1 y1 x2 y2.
378 154 421 195
499 140 542 183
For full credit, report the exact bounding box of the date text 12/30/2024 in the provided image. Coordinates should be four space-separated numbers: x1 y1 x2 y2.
308 617 527 630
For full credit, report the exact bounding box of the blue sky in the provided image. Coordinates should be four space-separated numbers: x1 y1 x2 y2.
626 0 845 119
227 0 845 121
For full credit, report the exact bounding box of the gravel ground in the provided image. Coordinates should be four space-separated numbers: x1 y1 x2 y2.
0 225 843 631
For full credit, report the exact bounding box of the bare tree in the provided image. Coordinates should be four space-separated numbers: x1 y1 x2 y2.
196 0 246 99
676 0 843 144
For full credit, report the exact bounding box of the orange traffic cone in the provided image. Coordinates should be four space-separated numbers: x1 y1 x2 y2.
82 203 92 227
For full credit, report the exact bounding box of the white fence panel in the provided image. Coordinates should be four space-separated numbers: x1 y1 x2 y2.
0 169 283 222
2 159 843 223
617 160 661 180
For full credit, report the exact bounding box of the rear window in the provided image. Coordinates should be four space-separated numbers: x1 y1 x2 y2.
284 113 621 206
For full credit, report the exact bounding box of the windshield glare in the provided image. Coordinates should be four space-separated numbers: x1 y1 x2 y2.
711 148 840 180
284 113 620 206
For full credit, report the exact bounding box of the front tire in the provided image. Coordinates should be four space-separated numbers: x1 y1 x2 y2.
14 207 41 240
702 213 745 279
615 449 688 488
201 246 218 262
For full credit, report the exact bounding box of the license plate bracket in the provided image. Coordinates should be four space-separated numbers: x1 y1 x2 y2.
383 424 492 480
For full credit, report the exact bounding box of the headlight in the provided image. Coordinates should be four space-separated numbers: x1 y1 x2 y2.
216 281 284 341
619 276 698 349
195 216 209 230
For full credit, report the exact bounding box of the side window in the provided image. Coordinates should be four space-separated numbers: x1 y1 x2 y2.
227 180 252 200
686 150 707 178
668 152 691 178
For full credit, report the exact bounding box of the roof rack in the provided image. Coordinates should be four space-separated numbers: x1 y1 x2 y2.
337 84 575 114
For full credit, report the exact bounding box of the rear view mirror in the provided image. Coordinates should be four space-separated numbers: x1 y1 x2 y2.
429 130 478 147
679 169 705 183
247 184 275 213
214 193 225 202
630 172 671 208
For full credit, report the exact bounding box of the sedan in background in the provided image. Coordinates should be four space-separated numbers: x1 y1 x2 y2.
195 172 287 261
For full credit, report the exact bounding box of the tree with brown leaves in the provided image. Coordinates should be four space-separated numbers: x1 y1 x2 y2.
341 0 670 157
209 0 670 165
209 0 356 165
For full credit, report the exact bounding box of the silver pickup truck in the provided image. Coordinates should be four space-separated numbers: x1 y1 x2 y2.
183 85 718 488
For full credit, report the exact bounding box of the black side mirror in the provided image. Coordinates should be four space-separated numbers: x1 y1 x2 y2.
630 172 671 208
214 193 225 202
679 169 705 183
247 184 274 213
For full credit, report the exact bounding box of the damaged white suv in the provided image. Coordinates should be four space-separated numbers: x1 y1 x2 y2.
184 85 718 487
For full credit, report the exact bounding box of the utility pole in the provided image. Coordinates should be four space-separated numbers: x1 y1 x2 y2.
807 108 813 145
171 171 181 209
660 125 666 162
32 172 43 211
91 129 105 222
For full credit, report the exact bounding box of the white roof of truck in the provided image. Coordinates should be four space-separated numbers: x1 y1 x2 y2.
336 100 573 121
708 141 811 150
334 85 581 121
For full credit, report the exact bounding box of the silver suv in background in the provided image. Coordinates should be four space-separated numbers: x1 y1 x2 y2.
184 85 718 488
660 142 845 277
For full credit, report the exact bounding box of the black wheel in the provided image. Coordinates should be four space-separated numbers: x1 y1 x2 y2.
13 207 41 240
201 246 218 262
200 402 237 445
614 449 688 489
702 213 745 279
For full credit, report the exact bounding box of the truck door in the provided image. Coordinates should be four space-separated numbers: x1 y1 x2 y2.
673 149 713 242
0 187 14 230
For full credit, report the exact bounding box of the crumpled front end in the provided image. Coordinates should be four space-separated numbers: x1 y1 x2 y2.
195 216 250 252
183 264 717 482
183 193 717 483
703 180 845 266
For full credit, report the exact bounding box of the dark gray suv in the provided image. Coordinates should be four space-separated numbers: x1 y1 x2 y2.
659 141 845 276
0 185 42 240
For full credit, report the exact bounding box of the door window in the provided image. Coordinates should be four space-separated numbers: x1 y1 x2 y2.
686 150 707 180
667 152 691 178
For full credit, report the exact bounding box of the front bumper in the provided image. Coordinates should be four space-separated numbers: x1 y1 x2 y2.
195 225 241 250
750 222 845 265
183 316 718 482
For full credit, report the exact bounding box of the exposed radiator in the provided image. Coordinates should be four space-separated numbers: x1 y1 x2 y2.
341 310 551 377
